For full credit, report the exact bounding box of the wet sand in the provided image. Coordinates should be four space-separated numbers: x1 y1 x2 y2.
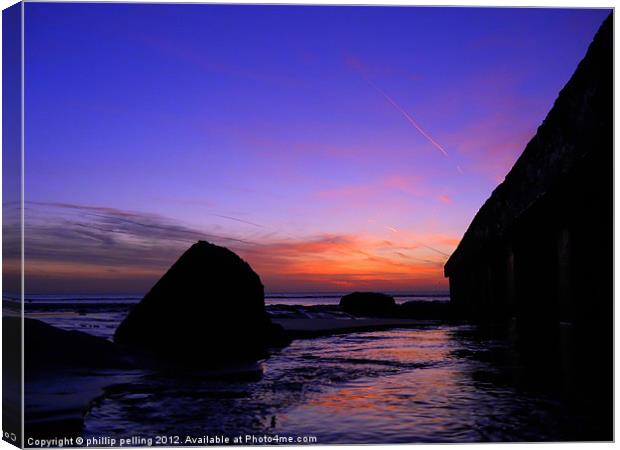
274 317 433 338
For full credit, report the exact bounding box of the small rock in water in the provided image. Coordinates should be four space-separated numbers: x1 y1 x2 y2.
339 292 396 317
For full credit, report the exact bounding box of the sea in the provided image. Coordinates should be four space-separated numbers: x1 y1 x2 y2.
20 293 609 443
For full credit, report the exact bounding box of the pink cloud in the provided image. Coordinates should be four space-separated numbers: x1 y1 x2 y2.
438 194 452 204
318 184 374 199
451 122 536 181
318 174 428 201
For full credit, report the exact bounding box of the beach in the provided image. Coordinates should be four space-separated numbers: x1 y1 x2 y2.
19 294 608 443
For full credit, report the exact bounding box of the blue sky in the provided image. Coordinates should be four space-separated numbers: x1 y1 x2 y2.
20 4 610 293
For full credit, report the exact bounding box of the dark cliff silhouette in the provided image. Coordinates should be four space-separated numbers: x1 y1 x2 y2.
445 13 612 323
444 13 612 440
115 240 287 363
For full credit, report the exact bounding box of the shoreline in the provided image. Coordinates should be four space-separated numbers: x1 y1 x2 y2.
274 317 440 339
20 309 448 438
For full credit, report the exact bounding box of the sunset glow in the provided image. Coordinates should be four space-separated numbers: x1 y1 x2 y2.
20 4 608 294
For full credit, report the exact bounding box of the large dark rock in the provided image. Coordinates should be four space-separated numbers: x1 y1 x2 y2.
339 292 396 317
114 240 287 363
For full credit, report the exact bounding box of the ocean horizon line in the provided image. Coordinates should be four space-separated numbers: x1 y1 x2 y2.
8 290 451 303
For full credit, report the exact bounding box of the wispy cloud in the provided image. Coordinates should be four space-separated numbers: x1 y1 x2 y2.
21 202 257 293
316 174 453 208
129 31 304 89
21 202 456 293
317 175 427 201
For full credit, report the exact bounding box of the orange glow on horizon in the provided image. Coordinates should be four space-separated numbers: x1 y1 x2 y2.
19 228 458 293
237 231 456 291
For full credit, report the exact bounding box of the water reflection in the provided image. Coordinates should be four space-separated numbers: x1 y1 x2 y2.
80 323 609 443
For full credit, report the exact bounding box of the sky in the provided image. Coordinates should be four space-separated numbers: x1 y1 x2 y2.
17 3 610 294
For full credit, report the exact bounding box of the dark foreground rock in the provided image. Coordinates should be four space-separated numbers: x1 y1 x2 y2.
17 317 134 438
21 318 131 372
339 292 396 317
115 240 288 363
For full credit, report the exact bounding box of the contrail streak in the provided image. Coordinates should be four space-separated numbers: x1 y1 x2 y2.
211 213 265 228
363 76 449 157
420 244 450 257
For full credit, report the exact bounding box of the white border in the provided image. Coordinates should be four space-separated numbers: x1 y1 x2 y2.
0 2 616 450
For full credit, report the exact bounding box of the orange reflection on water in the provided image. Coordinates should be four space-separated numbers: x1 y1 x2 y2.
303 328 460 416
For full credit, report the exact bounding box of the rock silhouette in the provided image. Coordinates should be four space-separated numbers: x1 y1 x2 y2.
340 292 396 317
23 318 131 371
19 318 133 438
114 240 287 363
